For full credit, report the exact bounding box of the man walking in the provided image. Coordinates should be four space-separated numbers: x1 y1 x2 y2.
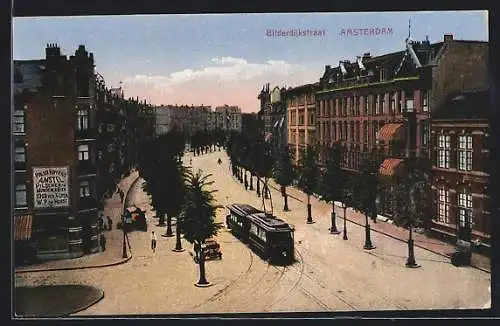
107 216 113 231
100 233 106 252
151 231 157 253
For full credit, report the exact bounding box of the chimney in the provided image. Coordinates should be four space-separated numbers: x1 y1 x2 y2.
325 65 331 71
444 34 453 42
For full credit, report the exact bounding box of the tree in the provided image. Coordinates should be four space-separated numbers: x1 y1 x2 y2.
138 133 185 237
352 152 379 250
322 143 345 234
253 139 275 214
297 145 319 224
180 170 223 286
393 158 430 267
273 145 295 211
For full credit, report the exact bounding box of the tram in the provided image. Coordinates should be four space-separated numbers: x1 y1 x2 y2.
226 203 295 264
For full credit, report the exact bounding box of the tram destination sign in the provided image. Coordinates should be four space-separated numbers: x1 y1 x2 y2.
33 166 70 209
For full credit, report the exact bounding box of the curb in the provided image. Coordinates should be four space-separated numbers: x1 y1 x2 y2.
15 172 140 274
66 287 105 317
266 182 491 274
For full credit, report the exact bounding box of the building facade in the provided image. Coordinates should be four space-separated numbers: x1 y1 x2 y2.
14 44 100 260
430 89 490 251
95 78 129 206
258 84 287 158
315 34 488 219
285 84 316 164
215 105 242 132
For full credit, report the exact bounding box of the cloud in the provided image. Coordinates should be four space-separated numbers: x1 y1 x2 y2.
123 56 305 92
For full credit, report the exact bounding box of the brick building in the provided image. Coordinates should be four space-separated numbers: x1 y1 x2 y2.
285 83 317 164
315 34 488 218
430 89 490 251
13 44 100 261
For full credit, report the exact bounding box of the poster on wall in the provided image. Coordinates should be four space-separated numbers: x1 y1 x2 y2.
33 167 70 209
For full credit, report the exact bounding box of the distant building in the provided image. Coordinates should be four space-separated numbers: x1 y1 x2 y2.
215 105 242 132
430 89 490 252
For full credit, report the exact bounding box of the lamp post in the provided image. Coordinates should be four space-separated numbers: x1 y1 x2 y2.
122 213 128 259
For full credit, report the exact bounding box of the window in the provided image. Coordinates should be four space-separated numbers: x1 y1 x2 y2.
437 135 450 168
78 144 90 161
458 191 473 228
437 187 450 224
15 184 27 207
15 146 26 163
309 112 314 125
374 95 380 115
364 96 369 115
13 110 25 133
405 91 414 113
381 95 386 114
79 180 91 198
364 123 369 144
422 91 429 112
390 93 396 114
421 123 429 146
77 109 89 130
380 68 386 81
458 135 473 171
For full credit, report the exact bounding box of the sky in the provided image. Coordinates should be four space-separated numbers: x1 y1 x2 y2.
13 11 488 113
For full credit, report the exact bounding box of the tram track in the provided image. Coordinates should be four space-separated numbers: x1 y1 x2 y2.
190 246 254 310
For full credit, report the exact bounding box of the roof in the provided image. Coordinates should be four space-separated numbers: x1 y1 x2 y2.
13 60 45 95
15 215 33 241
228 204 263 216
377 123 404 145
248 212 292 230
431 89 490 120
379 158 404 177
320 40 444 87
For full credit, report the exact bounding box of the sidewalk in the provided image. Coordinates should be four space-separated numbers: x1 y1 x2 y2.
265 179 491 273
15 170 140 273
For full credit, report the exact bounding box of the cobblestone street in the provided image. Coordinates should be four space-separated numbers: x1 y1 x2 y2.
15 151 491 314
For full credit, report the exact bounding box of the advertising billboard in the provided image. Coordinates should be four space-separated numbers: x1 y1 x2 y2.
33 167 70 209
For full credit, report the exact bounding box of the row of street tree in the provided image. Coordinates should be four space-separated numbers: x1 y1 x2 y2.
190 129 226 156
225 130 431 268
138 131 222 286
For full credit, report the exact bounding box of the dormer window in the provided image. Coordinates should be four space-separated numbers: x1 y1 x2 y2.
380 68 387 81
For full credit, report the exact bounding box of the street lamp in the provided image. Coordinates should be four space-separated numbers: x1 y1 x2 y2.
122 213 128 259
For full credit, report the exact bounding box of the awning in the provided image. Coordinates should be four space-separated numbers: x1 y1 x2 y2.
265 132 272 142
377 123 404 145
15 215 33 241
379 158 404 176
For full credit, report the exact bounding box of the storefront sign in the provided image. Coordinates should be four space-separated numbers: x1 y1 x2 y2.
33 167 70 208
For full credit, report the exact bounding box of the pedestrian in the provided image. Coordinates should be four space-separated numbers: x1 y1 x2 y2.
98 215 104 232
100 233 106 251
218 251 223 260
107 216 113 231
151 231 157 253
119 189 125 203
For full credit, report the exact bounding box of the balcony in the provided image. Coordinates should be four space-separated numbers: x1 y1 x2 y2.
76 161 97 176
75 128 97 140
77 196 98 211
